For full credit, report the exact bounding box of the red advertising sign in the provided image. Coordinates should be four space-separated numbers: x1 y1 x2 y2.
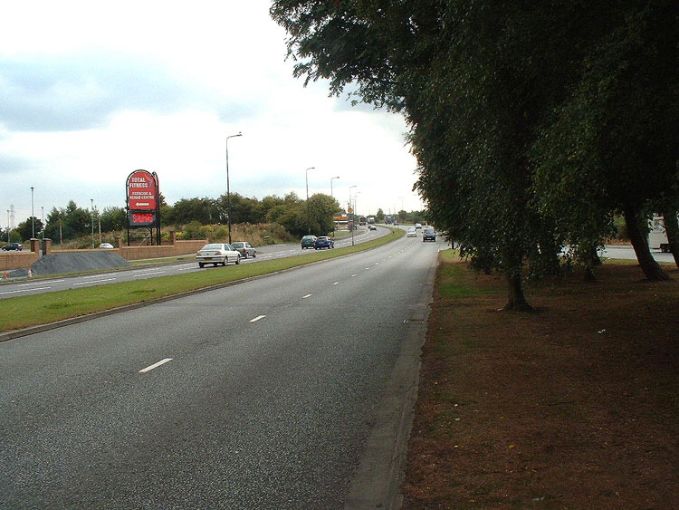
126 169 158 211
129 212 156 227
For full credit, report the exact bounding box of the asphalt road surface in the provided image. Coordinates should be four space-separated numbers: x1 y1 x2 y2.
0 233 442 509
0 227 387 300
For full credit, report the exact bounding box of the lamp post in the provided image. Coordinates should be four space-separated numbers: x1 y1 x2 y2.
349 185 358 246
30 186 35 238
40 206 44 240
6 209 10 243
305 166 315 234
330 176 340 236
90 198 95 248
226 131 243 244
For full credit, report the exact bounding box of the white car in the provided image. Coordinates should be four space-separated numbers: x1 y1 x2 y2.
196 243 241 268
406 227 417 237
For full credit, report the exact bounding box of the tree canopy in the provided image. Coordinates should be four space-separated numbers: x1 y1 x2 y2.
271 0 678 307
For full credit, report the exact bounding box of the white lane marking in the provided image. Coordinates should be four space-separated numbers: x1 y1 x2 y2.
364 267 370 270
73 278 116 286
250 315 266 323
83 274 109 279
139 358 173 374
0 286 51 295
302 294 312 299
177 266 195 271
136 268 167 274
352 274 358 277
333 282 339 286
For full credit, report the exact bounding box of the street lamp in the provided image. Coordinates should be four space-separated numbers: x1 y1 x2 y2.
90 198 95 248
6 209 10 243
226 131 243 244
330 176 340 199
349 185 358 246
30 186 35 238
305 166 315 234
330 176 340 236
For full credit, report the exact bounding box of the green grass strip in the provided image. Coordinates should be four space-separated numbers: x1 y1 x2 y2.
0 229 404 333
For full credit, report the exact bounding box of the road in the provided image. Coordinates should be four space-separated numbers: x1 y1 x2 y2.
0 233 442 509
0 228 387 300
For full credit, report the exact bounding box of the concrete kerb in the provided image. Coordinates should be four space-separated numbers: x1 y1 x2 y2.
344 243 437 509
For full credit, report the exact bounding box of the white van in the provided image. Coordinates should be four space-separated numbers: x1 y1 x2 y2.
648 215 670 253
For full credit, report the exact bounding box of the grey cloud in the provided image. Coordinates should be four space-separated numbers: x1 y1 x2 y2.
0 52 250 132
0 153 33 174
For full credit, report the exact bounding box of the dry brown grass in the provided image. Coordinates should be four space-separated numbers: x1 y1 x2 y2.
403 256 679 509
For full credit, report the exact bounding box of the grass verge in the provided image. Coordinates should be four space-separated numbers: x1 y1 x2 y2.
0 229 403 333
402 252 679 509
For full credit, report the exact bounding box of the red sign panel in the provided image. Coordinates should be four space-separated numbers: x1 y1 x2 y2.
129 211 156 227
127 169 158 211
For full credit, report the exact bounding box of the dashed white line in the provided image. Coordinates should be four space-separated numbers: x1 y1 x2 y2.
0 286 52 295
74 278 116 286
139 358 173 374
302 294 312 299
351 274 358 277
250 315 266 323
333 282 339 286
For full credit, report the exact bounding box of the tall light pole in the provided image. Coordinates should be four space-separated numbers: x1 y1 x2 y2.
30 186 35 238
349 185 358 246
330 176 340 236
6 209 10 243
330 176 340 199
90 198 95 248
226 131 243 244
305 166 315 234
40 206 44 240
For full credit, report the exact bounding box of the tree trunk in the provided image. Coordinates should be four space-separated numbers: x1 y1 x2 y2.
661 208 679 268
623 205 671 281
504 268 532 311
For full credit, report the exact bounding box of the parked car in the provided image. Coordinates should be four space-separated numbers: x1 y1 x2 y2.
231 241 256 258
196 243 241 268
301 235 317 249
2 242 23 251
422 228 436 242
314 236 334 249
98 242 114 249
406 227 417 237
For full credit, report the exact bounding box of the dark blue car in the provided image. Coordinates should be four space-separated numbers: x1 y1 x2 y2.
314 236 334 250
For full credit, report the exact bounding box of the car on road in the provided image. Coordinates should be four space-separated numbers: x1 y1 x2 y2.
2 242 23 251
301 235 317 249
369 225 377 231
415 223 422 230
422 228 436 242
406 227 417 237
314 236 334 249
196 243 241 268
231 241 256 259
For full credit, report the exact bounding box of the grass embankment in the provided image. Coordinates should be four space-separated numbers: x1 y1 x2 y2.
403 250 679 509
0 229 403 333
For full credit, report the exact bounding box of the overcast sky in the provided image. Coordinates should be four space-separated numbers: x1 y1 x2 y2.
0 0 422 228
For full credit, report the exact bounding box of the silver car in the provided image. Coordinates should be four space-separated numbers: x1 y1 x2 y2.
196 243 241 268
231 241 256 259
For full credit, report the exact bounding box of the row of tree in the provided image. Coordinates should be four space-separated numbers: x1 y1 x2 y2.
1 192 363 243
270 0 678 309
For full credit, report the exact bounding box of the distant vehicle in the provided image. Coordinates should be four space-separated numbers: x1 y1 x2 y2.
422 228 436 242
231 241 256 259
406 227 417 237
648 214 675 253
367 216 376 224
369 225 377 231
301 235 317 249
2 243 23 251
314 236 334 249
196 243 241 268
98 243 114 249
415 223 422 230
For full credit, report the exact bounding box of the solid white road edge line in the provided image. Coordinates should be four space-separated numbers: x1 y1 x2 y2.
250 315 266 323
74 278 116 286
139 358 173 374
302 294 312 299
